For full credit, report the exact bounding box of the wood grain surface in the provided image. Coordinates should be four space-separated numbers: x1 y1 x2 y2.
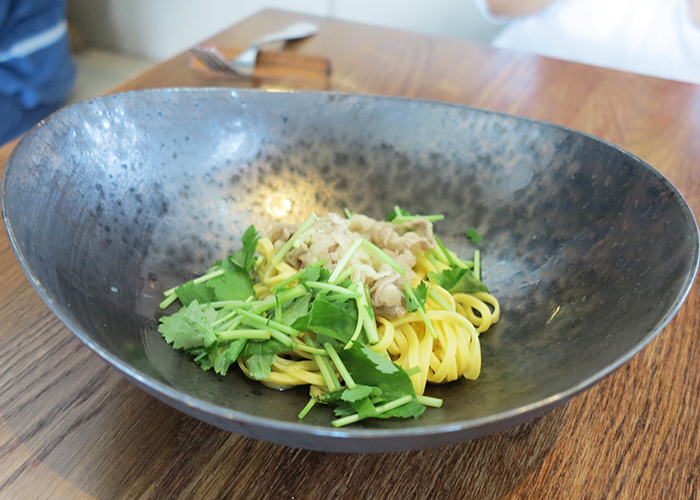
1 9 699 500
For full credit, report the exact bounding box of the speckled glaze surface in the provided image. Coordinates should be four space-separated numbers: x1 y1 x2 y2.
2 88 698 453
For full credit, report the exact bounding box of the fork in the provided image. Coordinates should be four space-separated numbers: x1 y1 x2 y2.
191 22 320 77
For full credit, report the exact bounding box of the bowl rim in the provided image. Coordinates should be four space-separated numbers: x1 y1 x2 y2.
3 87 698 450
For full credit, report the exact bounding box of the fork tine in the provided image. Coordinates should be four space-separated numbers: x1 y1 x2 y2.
191 48 241 75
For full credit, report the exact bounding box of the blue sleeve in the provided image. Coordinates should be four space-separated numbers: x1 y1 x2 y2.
0 0 75 109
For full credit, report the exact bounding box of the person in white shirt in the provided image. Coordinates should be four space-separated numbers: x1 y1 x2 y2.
475 0 700 84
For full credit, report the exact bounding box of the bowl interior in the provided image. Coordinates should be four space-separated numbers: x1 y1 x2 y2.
2 89 697 452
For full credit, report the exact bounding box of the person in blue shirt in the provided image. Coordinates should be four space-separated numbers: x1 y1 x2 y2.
0 0 75 145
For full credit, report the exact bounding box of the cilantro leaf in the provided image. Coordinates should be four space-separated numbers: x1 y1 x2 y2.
404 281 428 313
246 354 275 380
274 293 312 327
159 299 217 350
466 228 483 243
208 256 255 301
209 339 247 375
242 338 290 380
231 225 260 271
341 384 381 402
335 344 424 420
296 265 331 285
291 299 358 343
428 267 489 294
175 281 216 307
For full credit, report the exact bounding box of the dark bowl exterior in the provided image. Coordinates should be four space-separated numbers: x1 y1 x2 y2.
2 88 698 452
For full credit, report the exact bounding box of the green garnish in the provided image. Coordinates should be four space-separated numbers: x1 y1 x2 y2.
466 228 483 243
159 209 489 427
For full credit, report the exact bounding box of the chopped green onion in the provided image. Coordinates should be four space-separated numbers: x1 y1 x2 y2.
324 342 356 389
343 208 355 219
331 394 413 427
272 213 318 265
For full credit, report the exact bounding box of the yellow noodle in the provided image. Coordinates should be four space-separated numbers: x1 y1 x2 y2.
248 246 499 397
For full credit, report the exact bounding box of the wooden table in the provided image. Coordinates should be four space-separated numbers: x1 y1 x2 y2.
1 9 699 499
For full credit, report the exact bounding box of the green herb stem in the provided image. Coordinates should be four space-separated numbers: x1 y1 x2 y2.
250 285 307 315
292 338 328 355
416 395 443 408
207 298 257 309
298 398 317 419
345 284 365 349
271 213 318 266
305 336 341 393
360 239 406 276
304 281 361 298
362 284 379 343
269 268 305 291
427 288 455 312
324 342 357 389
236 309 300 337
434 236 466 269
474 250 481 281
331 395 414 427
217 329 271 341
392 215 444 223
159 294 179 309
266 327 295 347
211 309 239 327
214 315 244 333
162 268 226 297
334 265 355 284
328 238 363 284
405 366 421 377
403 282 438 339
432 248 449 265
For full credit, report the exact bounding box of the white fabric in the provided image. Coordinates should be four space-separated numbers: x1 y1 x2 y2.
475 0 700 84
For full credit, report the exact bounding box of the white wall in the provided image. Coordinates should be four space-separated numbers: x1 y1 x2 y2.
67 0 503 61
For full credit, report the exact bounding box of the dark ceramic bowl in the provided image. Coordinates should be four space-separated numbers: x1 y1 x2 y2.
2 89 698 452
